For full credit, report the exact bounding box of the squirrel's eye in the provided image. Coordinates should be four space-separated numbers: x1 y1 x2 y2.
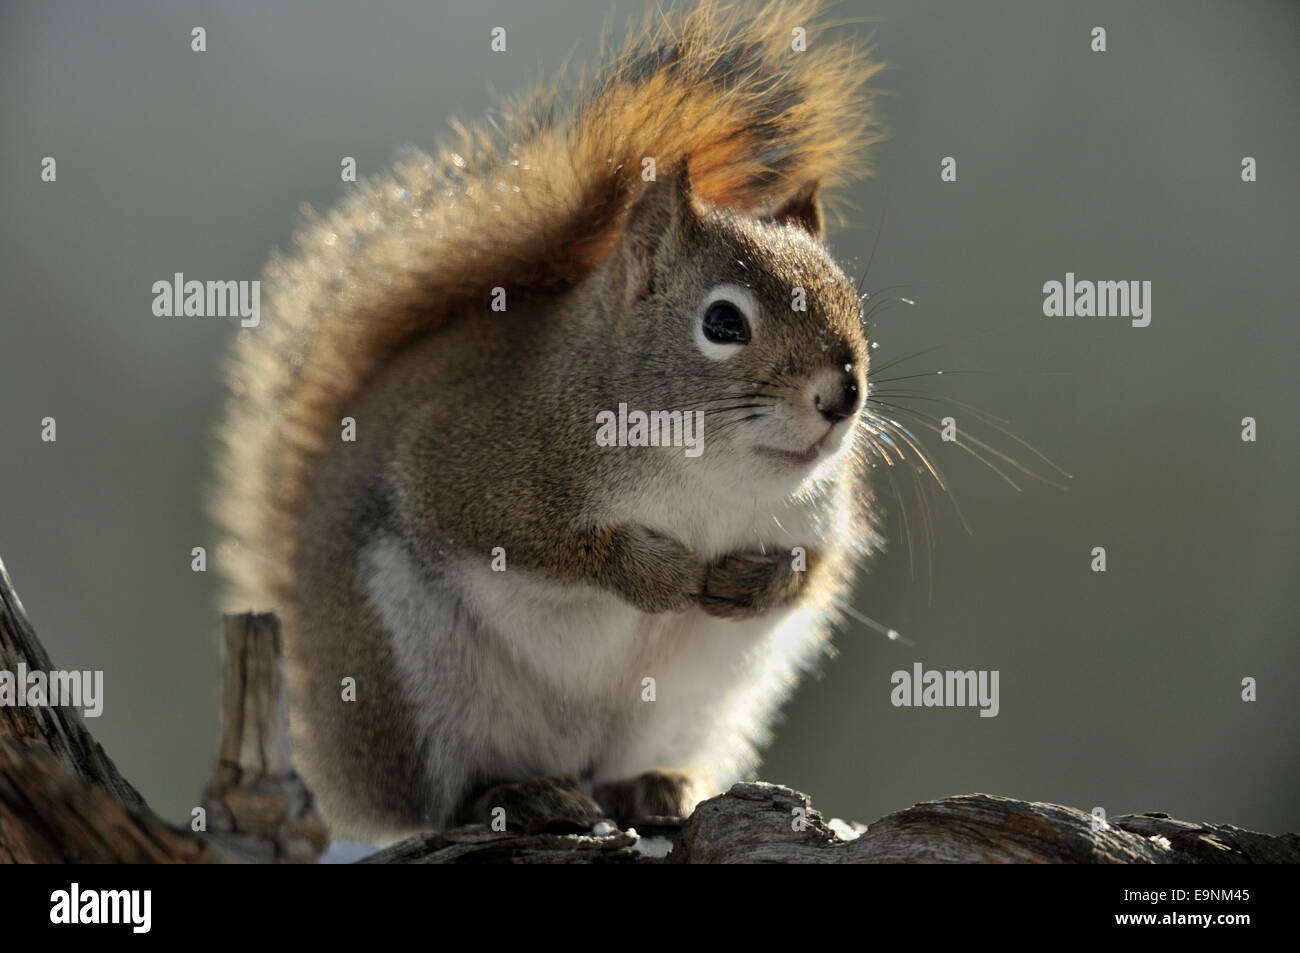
702 301 750 345
695 284 758 360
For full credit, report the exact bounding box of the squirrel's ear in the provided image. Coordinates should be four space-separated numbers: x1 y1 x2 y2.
624 164 700 258
768 181 824 240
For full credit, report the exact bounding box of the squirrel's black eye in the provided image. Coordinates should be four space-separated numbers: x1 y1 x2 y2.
702 301 750 345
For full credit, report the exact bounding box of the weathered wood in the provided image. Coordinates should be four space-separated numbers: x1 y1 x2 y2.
0 552 325 863
681 785 1300 864
200 614 328 862
363 783 1300 864
1110 811 1300 865
0 741 219 864
0 553 1294 865
0 556 144 809
361 826 642 864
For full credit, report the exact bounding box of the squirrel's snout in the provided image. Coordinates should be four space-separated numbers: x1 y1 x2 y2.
813 366 861 424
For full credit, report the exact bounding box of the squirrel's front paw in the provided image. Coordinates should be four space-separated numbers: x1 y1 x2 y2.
603 525 702 614
699 547 813 620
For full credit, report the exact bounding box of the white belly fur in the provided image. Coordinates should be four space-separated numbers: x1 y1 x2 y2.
360 487 849 815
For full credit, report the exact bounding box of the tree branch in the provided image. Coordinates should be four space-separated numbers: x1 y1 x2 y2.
360 782 1300 864
0 557 144 810
200 614 328 862
0 557 323 863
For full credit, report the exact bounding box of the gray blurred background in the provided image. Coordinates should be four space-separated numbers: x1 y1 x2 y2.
2 0 1296 836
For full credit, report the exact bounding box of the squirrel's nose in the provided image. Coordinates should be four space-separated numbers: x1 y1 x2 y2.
813 365 860 424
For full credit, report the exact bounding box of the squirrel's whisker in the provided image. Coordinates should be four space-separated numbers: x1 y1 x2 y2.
868 343 949 377
853 209 887 298
870 398 1071 492
869 402 1023 493
869 389 1072 480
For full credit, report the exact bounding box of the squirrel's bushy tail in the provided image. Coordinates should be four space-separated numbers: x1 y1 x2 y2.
216 0 883 611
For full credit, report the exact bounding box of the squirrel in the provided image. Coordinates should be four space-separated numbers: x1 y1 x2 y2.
214 0 884 845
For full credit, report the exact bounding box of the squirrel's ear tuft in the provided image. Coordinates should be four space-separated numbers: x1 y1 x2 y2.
768 181 824 240
624 163 701 257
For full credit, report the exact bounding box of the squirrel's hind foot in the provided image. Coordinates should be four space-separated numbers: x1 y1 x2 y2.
454 773 606 834
593 769 695 827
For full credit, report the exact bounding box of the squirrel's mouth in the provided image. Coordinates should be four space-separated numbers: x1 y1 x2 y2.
757 418 857 469
756 441 823 468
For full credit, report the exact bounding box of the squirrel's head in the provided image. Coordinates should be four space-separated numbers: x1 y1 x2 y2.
605 166 868 499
